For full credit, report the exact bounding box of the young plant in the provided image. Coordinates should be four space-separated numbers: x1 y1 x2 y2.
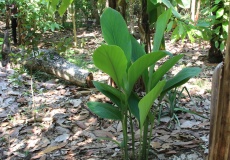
87 8 201 160
158 86 207 125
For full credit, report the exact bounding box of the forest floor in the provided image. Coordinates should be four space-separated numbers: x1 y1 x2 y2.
0 19 219 160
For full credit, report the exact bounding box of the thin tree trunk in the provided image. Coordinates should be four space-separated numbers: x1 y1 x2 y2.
208 7 230 159
90 0 100 25
71 3 77 47
129 0 135 34
191 0 196 21
194 0 200 24
1 30 11 67
140 0 151 53
5 0 10 29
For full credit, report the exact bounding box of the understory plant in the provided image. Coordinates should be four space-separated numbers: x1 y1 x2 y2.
158 86 207 125
87 8 201 160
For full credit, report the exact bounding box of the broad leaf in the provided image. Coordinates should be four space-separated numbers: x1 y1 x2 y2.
130 35 146 62
162 67 201 95
58 0 73 16
93 45 127 87
93 81 124 107
87 102 122 120
153 9 172 51
128 93 140 121
161 0 182 19
101 8 131 62
50 0 59 11
128 51 167 95
216 8 224 19
150 54 183 89
139 80 166 128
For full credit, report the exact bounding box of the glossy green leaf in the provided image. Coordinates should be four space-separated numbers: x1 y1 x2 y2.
93 45 127 87
93 81 124 107
162 67 201 95
216 8 224 19
161 0 181 19
130 35 146 62
153 9 172 51
139 80 166 128
128 51 167 94
128 93 140 121
150 54 183 89
50 0 59 11
87 102 122 120
58 0 73 16
100 8 131 62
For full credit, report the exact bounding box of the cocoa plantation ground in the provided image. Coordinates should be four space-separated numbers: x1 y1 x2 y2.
0 18 216 159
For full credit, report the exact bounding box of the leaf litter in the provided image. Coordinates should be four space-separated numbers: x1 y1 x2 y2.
0 27 216 160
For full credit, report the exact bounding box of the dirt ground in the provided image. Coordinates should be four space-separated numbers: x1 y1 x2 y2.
0 17 218 160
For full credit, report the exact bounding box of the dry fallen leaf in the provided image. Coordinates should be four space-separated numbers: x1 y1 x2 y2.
181 120 200 128
32 141 68 159
54 133 70 142
150 141 161 149
93 130 115 139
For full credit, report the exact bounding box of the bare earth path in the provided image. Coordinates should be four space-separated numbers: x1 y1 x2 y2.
0 18 217 159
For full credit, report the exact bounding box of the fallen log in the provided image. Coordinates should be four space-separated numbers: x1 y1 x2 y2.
1 30 93 87
23 49 93 87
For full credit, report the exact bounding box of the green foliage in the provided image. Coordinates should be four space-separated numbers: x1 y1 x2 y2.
159 87 207 125
209 0 228 52
48 0 73 16
87 8 201 159
100 8 131 62
14 0 61 49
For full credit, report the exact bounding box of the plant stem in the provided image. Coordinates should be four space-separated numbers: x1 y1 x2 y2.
146 116 155 158
122 110 129 160
128 110 135 158
141 118 149 160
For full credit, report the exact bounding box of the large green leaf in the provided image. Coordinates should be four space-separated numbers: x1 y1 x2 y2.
139 80 166 128
58 0 73 16
153 9 172 51
87 102 122 120
161 0 182 19
130 35 149 88
216 8 224 19
150 54 183 89
130 35 146 62
162 67 201 95
93 81 124 107
50 0 59 11
128 51 167 95
128 92 140 121
93 45 127 87
100 8 131 62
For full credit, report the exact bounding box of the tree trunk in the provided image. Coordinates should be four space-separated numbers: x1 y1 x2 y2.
140 0 151 53
71 3 77 47
108 0 126 21
191 0 196 21
90 0 100 25
108 0 117 9
194 0 200 24
5 1 10 29
1 30 11 67
208 7 230 159
23 49 93 87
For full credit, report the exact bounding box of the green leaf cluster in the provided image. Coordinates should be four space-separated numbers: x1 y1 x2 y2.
87 8 201 160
